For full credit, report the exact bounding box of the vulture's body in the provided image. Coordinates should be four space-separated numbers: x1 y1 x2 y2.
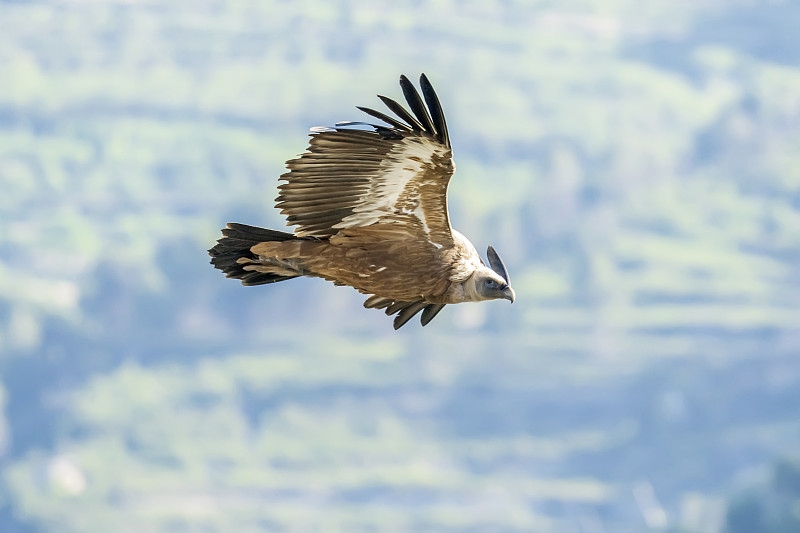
209 74 514 329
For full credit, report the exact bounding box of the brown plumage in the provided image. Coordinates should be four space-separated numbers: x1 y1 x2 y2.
209 74 515 329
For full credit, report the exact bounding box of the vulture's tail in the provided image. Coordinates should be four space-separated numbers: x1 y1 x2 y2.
209 223 300 286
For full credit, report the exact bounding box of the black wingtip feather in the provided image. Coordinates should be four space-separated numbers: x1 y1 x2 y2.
419 74 450 148
399 74 436 136
359 74 451 149
356 106 412 132
393 301 428 330
420 303 446 326
375 299 447 329
486 245 511 284
377 94 424 132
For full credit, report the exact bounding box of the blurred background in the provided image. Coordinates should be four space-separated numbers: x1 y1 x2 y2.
1 0 799 531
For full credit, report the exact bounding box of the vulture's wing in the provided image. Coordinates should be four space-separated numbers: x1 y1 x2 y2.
364 295 448 330
276 74 454 248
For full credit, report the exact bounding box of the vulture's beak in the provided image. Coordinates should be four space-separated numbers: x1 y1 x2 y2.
502 286 516 303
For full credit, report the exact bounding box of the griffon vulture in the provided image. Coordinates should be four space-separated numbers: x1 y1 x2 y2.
209 74 515 329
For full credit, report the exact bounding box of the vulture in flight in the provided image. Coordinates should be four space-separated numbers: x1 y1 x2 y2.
209 74 515 329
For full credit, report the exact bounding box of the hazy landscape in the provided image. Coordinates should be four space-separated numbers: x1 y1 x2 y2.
1 1 799 531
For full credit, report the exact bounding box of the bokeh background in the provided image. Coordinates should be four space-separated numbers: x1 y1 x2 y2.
2 1 800 532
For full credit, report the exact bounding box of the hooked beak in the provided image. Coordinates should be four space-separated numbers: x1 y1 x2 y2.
502 286 516 303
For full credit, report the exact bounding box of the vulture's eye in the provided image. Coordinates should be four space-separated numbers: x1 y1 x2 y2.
485 279 495 287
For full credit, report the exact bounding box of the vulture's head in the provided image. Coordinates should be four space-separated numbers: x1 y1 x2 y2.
469 246 515 303
474 270 515 303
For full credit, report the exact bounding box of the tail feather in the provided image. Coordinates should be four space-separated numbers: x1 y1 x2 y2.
209 223 299 286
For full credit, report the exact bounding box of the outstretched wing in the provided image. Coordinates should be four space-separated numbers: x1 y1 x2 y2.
275 74 455 247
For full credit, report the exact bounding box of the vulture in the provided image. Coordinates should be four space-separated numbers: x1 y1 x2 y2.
209 74 515 329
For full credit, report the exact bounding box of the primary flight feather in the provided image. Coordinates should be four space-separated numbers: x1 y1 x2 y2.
209 74 515 329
